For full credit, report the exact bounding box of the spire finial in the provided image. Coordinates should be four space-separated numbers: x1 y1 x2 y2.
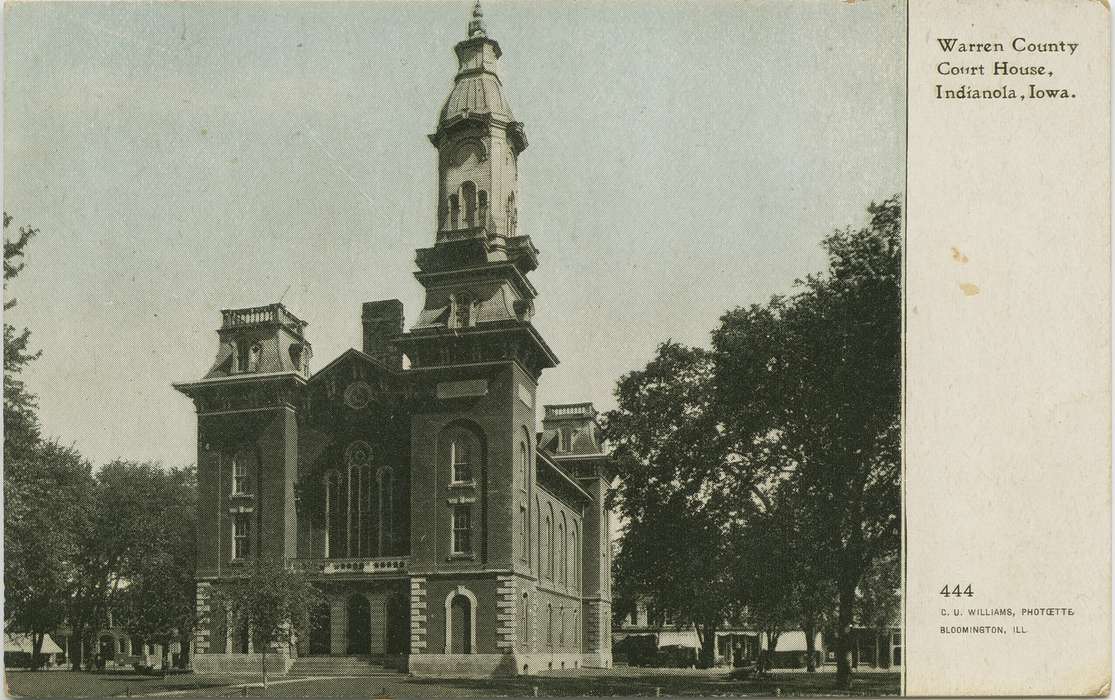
467 0 487 38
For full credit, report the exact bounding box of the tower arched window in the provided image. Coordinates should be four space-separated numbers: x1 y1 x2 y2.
461 181 477 227
571 524 580 590
477 190 488 226
448 194 460 229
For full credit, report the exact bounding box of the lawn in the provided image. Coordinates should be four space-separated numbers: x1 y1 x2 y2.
7 668 901 698
5 670 260 698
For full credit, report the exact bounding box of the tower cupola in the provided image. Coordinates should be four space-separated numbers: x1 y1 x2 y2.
430 0 526 244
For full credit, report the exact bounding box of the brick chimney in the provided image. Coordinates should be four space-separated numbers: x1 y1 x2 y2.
362 299 404 370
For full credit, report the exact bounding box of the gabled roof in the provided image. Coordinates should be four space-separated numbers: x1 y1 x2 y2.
308 348 396 384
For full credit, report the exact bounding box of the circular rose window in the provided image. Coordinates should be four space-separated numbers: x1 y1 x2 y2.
343 381 372 410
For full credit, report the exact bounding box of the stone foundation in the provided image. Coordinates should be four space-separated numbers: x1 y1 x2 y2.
192 651 291 675
408 652 599 677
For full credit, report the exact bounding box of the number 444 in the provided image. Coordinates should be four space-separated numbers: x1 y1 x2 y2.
940 584 974 597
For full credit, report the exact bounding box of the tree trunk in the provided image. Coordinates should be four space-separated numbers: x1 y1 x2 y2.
261 644 268 689
835 582 855 690
697 622 717 669
804 624 817 672
178 629 192 669
767 629 780 671
70 624 84 671
30 631 44 671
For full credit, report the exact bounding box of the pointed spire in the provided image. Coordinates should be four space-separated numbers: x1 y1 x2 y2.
467 0 487 38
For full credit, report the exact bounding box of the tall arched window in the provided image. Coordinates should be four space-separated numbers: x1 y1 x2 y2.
518 440 528 491
378 466 395 553
546 507 555 581
461 181 477 227
478 190 488 226
547 604 554 647
506 193 517 235
324 470 343 558
346 442 373 558
571 524 579 590
559 516 568 587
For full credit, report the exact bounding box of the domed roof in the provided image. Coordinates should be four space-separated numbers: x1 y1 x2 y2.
439 71 515 125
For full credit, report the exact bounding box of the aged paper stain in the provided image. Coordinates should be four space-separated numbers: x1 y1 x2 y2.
950 246 969 263
959 282 980 296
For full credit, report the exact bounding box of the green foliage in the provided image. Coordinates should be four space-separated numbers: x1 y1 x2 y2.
608 197 901 687
604 342 735 665
212 558 323 686
3 212 42 464
4 440 95 668
117 465 198 669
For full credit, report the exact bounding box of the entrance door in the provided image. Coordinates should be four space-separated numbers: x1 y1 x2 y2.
309 600 331 655
450 595 471 654
385 594 407 655
346 594 370 655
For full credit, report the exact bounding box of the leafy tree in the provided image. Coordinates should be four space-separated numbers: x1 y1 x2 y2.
713 196 902 689
118 465 198 674
212 558 322 688
604 342 737 668
3 212 42 464
69 460 191 670
4 440 94 669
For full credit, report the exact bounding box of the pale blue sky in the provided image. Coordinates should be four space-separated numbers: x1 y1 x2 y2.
4 1 905 468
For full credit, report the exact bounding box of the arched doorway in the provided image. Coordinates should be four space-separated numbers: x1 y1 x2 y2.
346 594 370 655
385 594 407 655
309 599 331 655
450 595 472 654
99 635 116 666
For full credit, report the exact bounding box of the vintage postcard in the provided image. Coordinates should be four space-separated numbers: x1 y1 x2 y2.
2 0 1108 697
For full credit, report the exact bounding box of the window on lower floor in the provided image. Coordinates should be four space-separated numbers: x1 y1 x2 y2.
233 515 251 559
453 505 472 554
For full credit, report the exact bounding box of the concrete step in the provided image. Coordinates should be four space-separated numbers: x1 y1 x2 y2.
288 656 399 676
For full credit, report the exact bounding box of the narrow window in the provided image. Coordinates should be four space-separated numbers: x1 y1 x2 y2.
478 190 488 226
325 471 343 558
547 605 554 647
233 515 250 559
451 440 472 483
546 515 554 580
453 505 472 554
518 442 528 491
247 343 261 372
507 193 517 235
448 194 460 229
571 530 579 589
519 504 528 561
559 607 565 646
461 181 477 227
559 427 572 453
231 455 247 495
559 520 568 587
236 340 250 373
453 293 473 329
379 467 395 552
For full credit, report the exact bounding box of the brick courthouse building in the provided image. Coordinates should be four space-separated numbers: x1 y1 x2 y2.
174 3 614 678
